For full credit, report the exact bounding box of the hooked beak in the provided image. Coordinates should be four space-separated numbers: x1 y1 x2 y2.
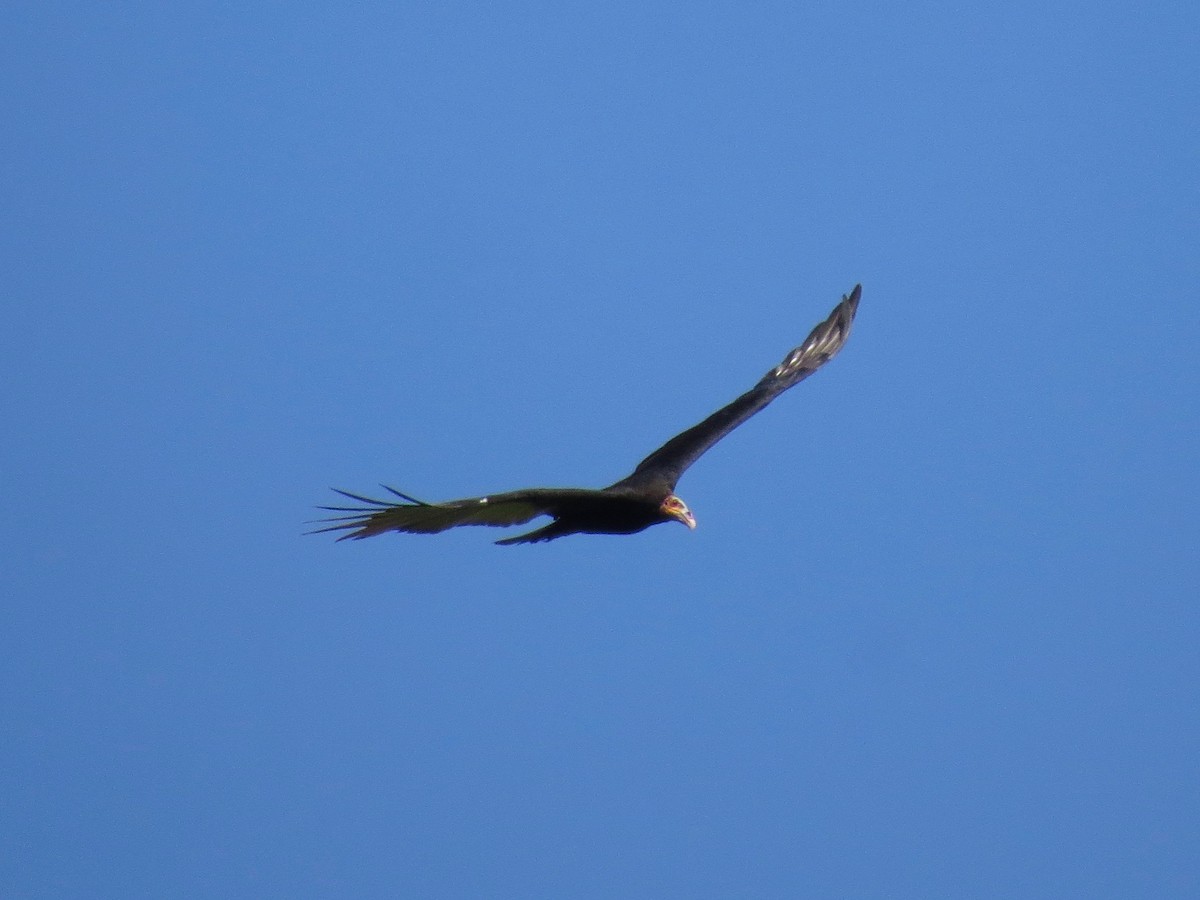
665 498 697 530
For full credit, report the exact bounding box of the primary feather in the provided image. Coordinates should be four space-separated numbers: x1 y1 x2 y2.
310 488 592 540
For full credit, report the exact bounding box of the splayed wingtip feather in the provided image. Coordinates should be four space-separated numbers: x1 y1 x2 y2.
381 485 430 505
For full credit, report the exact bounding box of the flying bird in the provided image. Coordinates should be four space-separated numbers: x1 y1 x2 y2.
314 285 861 545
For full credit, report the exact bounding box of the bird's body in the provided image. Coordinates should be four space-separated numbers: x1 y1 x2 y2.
494 486 681 545
314 285 861 545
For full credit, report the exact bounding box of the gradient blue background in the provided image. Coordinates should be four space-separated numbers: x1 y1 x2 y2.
4 2 1198 897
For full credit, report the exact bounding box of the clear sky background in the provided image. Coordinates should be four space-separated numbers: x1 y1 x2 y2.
3 2 1198 897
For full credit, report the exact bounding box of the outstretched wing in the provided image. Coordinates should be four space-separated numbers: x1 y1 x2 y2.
309 485 595 541
617 285 861 492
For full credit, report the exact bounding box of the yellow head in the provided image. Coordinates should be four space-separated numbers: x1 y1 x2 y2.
660 494 697 530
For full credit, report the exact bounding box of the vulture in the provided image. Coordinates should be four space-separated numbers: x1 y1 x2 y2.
314 285 861 545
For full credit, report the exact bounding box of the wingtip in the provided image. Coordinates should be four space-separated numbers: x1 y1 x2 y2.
844 283 862 314
380 485 430 506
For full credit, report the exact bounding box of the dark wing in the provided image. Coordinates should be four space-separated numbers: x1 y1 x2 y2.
616 285 861 492
310 485 603 541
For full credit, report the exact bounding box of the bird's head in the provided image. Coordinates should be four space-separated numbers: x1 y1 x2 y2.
660 494 696 530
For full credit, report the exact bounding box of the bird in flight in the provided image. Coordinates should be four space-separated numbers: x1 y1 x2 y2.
314 285 861 545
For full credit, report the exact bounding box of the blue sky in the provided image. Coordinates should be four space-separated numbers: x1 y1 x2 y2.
3 1 1198 897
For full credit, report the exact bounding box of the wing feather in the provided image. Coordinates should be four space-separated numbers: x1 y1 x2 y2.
616 285 861 491
310 487 601 541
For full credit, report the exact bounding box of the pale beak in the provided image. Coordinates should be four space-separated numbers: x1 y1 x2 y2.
663 495 697 530
673 507 697 530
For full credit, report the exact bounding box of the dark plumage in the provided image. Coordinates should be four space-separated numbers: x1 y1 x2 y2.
313 285 861 545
